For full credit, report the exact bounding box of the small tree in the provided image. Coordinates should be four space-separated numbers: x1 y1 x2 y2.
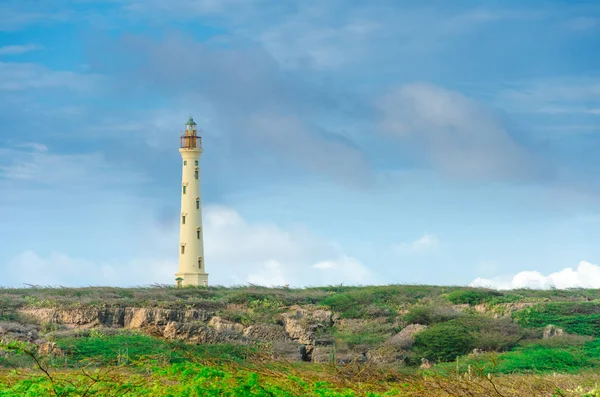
414 321 475 362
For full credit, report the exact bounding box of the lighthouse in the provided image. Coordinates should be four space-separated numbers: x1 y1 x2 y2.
175 116 208 287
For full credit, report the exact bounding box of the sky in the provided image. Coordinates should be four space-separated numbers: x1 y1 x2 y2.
1 0 600 289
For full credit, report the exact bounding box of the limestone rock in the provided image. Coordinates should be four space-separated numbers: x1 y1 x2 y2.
0 322 39 342
389 324 428 349
366 346 404 364
243 324 288 341
17 308 210 329
281 306 334 345
208 316 244 334
543 324 564 338
420 358 432 369
163 321 217 343
37 342 64 356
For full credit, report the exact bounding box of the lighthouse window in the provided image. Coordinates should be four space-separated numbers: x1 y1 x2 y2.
196 198 200 209
195 160 198 166
182 185 187 194
197 228 201 239
183 160 187 166
194 169 198 179
198 257 202 269
182 215 186 224
180 245 185 254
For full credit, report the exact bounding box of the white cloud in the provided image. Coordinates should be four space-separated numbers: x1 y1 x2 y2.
2 205 377 288
390 233 440 253
3 251 175 287
0 44 42 55
202 206 377 286
378 83 534 181
310 256 374 285
470 260 600 290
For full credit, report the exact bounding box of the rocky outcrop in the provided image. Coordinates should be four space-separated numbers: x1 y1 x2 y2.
38 342 64 356
243 324 288 341
18 308 210 329
163 321 218 344
281 306 334 345
208 316 244 334
281 306 334 361
0 322 39 343
543 325 564 338
389 324 428 349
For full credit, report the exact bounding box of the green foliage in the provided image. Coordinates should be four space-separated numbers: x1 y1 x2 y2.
437 337 600 375
513 303 600 337
403 306 458 326
445 289 503 305
334 320 392 349
54 331 254 365
0 361 381 397
414 321 475 362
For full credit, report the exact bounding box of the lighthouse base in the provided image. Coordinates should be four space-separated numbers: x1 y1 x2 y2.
175 272 209 288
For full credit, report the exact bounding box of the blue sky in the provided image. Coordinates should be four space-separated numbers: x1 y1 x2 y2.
1 0 600 288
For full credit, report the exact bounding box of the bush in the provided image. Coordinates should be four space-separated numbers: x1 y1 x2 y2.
445 289 503 306
413 321 475 362
403 306 458 326
334 319 393 349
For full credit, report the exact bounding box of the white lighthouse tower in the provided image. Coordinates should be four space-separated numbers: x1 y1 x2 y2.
175 116 208 287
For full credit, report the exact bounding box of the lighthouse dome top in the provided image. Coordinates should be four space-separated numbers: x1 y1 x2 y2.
186 116 197 127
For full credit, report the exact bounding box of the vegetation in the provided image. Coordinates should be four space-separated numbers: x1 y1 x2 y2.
3 285 600 395
513 302 600 337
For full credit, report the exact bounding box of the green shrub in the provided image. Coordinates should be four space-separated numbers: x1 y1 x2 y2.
413 321 475 362
334 320 393 349
445 289 503 306
403 306 458 326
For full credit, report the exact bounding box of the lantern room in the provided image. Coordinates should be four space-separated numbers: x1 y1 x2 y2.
180 116 202 149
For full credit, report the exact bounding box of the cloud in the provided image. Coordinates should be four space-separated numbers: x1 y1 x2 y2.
3 251 175 287
378 83 534 181
498 76 600 113
201 206 377 286
0 62 103 92
389 233 440 253
90 32 371 186
0 144 149 190
0 44 43 55
470 260 600 289
0 1 67 31
1 205 377 287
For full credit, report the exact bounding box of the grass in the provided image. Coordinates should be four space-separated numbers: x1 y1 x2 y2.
55 331 257 366
513 302 600 337
435 338 600 375
2 285 600 315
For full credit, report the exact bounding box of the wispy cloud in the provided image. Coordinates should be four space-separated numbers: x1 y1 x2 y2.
0 144 149 190
0 1 68 31
92 32 371 186
0 44 43 55
378 83 536 181
0 62 104 92
390 233 440 254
